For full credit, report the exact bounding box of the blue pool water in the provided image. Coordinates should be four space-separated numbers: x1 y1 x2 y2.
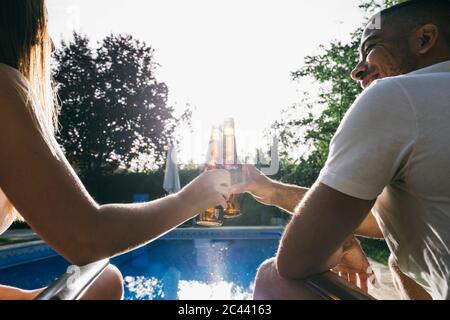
0 228 281 300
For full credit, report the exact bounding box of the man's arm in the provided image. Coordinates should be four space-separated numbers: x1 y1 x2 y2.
269 79 415 283
388 256 432 300
275 183 375 279
231 165 308 213
355 210 384 239
232 165 384 239
260 181 309 213
264 181 384 239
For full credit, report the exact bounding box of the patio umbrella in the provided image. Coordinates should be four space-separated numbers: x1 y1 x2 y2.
163 145 181 194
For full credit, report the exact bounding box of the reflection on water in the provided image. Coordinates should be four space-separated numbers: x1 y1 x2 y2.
178 280 253 300
124 276 165 300
118 238 278 300
124 275 253 300
195 240 230 283
0 236 279 300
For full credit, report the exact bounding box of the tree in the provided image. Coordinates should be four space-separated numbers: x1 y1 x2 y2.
271 0 407 187
54 33 189 180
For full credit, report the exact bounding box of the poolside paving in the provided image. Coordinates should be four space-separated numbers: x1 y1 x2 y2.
0 229 38 242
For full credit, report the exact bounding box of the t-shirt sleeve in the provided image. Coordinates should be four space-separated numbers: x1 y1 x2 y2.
318 78 417 200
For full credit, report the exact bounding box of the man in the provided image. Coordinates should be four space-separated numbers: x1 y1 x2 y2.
233 0 450 300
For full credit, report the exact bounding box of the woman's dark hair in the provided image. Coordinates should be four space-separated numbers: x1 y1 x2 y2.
0 0 59 222
0 0 58 130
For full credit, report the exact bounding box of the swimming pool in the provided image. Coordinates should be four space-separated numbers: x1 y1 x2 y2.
0 227 282 300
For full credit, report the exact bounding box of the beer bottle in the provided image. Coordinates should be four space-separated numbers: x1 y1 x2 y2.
196 126 224 227
223 118 242 219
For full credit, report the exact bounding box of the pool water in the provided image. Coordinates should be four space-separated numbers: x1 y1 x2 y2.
0 229 281 300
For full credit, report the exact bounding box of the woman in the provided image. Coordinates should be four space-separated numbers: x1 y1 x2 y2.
0 0 231 300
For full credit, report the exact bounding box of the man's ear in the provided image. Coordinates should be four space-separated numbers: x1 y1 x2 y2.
414 24 439 55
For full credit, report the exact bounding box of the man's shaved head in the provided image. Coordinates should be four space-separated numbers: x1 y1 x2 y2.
380 0 450 46
351 0 450 90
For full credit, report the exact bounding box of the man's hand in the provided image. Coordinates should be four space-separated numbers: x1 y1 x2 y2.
332 236 377 294
231 165 275 206
231 165 308 213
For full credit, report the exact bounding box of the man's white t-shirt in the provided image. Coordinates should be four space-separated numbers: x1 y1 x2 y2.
318 61 450 300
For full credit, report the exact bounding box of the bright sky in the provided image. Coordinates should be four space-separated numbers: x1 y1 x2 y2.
47 0 368 164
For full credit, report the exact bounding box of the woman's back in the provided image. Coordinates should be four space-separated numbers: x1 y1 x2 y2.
0 63 32 234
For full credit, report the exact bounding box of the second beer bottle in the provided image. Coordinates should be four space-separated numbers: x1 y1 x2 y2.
223 118 241 219
196 125 225 227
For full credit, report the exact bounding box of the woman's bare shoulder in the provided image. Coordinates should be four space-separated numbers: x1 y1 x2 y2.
0 63 30 101
0 64 31 118
0 63 27 81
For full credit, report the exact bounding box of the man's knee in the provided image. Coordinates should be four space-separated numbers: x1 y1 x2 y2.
254 258 330 300
102 265 124 300
82 264 124 300
254 258 279 300
256 258 276 280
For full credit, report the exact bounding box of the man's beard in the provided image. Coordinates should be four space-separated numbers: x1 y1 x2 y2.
393 46 418 76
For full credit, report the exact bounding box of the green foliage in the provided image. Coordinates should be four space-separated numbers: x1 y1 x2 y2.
54 33 190 178
359 238 391 265
360 0 408 12
272 33 362 187
224 194 288 227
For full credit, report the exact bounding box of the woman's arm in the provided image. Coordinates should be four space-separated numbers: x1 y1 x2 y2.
0 285 27 300
0 285 44 300
0 75 230 266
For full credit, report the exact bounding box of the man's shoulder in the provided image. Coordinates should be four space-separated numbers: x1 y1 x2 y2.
390 71 447 85
385 66 450 111
387 64 450 94
353 77 410 113
339 77 416 140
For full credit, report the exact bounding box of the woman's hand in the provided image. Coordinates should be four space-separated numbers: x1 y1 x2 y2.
179 169 231 213
230 165 275 206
